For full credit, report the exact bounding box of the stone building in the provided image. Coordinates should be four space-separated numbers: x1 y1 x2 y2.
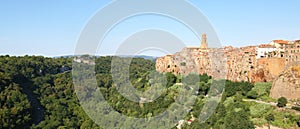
285 41 300 63
156 35 300 83
256 44 278 59
200 34 208 49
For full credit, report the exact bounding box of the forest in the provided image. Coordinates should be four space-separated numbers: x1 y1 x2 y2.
1 55 300 129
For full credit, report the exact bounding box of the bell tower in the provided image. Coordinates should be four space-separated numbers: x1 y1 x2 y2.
200 34 208 49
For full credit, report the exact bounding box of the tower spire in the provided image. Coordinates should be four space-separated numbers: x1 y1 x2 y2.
200 34 208 49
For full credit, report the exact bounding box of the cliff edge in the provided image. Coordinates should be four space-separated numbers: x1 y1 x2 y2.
270 65 300 100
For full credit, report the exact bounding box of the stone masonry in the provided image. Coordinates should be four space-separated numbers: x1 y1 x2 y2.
156 34 300 83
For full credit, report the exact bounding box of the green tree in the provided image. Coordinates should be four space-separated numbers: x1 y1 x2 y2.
224 109 254 129
277 97 288 108
265 114 274 129
183 73 199 85
0 84 31 128
247 90 259 99
165 72 177 88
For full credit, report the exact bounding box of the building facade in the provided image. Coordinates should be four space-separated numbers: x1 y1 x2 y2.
156 35 300 83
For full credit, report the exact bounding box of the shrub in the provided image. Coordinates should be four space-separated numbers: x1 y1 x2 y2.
277 97 288 108
247 90 259 99
291 106 300 111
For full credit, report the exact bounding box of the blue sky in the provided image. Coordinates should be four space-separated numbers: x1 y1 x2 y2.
1 0 299 57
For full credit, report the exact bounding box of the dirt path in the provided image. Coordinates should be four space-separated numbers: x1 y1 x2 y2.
243 99 277 106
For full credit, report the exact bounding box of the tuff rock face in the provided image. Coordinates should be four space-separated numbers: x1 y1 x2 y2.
156 36 300 84
270 65 300 100
156 47 286 83
156 36 300 99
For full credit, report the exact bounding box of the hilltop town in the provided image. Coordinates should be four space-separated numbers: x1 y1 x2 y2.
156 34 300 99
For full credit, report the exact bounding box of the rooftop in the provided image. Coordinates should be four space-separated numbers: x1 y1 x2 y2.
273 40 289 44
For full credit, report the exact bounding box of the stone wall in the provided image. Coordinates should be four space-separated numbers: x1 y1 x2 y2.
156 45 298 83
156 40 300 100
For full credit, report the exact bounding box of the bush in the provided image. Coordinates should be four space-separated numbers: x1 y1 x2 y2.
265 114 275 122
250 103 272 118
252 82 272 97
183 73 199 85
247 90 259 99
292 106 300 111
277 97 288 108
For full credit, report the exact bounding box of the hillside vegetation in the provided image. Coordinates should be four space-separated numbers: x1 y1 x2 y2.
0 55 299 129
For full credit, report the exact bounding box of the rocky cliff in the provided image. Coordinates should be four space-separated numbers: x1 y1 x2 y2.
156 47 286 83
270 65 300 100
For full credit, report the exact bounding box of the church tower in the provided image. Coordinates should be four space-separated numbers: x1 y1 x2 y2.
200 34 208 49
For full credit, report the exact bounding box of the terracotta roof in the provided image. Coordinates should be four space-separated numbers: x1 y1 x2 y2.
258 44 276 48
244 49 252 53
295 40 300 44
273 40 289 44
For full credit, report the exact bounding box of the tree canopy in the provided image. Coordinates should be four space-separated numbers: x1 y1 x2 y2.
0 55 298 129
